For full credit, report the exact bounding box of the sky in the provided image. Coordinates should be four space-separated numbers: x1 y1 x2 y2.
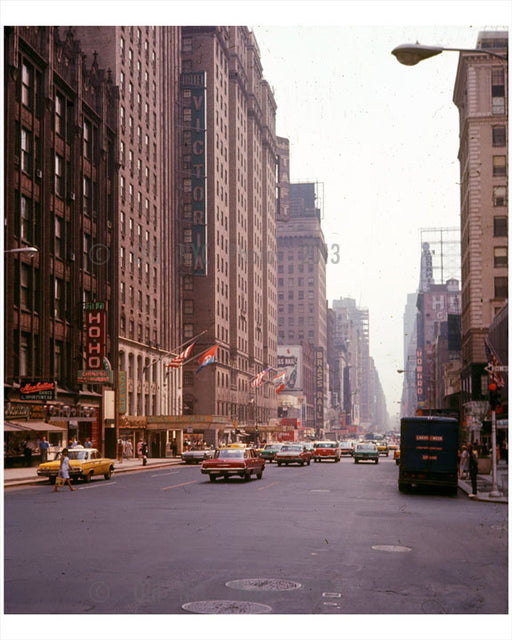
1 2 508 420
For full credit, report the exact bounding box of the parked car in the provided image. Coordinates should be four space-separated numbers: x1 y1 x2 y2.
201 447 265 482
37 448 115 483
313 441 341 463
353 442 379 464
259 442 284 463
181 448 214 464
339 441 355 456
275 444 312 466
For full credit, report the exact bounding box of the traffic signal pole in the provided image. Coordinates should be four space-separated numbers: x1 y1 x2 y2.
489 407 502 498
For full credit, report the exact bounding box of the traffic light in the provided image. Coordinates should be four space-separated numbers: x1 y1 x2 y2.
488 382 500 410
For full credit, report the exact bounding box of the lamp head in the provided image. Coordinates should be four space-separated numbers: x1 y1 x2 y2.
391 43 443 66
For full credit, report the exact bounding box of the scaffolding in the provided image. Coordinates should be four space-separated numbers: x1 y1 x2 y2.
420 227 461 288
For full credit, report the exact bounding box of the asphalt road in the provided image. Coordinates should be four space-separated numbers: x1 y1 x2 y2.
4 454 508 617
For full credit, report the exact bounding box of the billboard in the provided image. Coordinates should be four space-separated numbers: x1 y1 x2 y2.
277 346 302 391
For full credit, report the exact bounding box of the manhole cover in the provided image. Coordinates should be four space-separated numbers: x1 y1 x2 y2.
371 544 412 553
182 600 272 614
226 578 302 592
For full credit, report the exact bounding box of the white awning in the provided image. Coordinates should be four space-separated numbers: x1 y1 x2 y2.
4 421 66 432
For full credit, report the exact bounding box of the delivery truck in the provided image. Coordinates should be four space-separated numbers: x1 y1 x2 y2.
398 415 459 494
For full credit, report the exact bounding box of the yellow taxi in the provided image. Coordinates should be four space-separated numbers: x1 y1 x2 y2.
37 448 115 484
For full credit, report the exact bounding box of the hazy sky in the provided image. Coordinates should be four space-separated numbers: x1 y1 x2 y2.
2 1 509 424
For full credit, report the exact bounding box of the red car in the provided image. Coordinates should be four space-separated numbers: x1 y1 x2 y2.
201 447 265 482
275 444 312 466
313 441 341 463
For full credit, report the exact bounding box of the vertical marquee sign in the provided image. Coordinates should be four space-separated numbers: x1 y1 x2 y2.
181 71 207 276
77 302 113 384
315 347 325 427
416 348 425 406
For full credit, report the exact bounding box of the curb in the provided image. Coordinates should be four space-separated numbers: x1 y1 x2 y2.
4 459 184 488
458 478 508 504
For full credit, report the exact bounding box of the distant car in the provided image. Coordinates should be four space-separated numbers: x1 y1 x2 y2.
313 441 341 463
181 448 214 464
393 449 400 465
339 441 355 456
259 442 284 462
201 447 265 482
387 442 399 451
353 442 379 464
275 444 312 466
375 441 389 456
37 448 115 483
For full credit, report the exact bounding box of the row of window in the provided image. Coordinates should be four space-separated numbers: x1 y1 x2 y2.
14 332 67 379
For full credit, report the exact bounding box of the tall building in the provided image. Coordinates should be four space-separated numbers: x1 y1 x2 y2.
4 27 119 456
74 27 182 455
453 31 508 423
401 292 418 417
179 27 278 428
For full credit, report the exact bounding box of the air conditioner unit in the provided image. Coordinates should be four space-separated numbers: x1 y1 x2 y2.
68 192 75 201
36 169 43 179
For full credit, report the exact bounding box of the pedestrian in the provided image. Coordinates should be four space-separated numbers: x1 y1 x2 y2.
499 439 507 464
69 437 79 449
141 441 148 466
54 448 75 492
83 437 92 449
125 440 133 460
459 445 468 479
23 438 33 467
171 438 178 457
468 443 479 498
38 435 49 463
117 438 124 464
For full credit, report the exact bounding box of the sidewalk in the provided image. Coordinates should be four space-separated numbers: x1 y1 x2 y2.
3 456 184 488
457 461 508 503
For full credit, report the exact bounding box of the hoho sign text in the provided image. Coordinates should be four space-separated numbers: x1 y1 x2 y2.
85 302 106 369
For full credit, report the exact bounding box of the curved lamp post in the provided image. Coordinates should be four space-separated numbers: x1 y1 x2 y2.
391 43 507 66
4 246 39 256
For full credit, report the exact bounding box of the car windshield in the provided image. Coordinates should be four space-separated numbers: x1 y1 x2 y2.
281 445 301 452
316 442 336 448
215 449 244 459
356 444 376 452
340 442 353 447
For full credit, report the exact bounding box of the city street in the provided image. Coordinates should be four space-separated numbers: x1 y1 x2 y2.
4 454 508 617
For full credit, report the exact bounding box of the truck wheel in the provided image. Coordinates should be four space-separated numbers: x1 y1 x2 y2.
398 482 409 493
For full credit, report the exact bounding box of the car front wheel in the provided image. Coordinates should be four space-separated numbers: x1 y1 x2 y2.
83 472 92 483
104 467 113 480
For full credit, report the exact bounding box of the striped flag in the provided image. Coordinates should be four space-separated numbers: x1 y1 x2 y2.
484 340 505 388
166 343 195 368
273 370 286 394
251 368 270 388
196 345 219 373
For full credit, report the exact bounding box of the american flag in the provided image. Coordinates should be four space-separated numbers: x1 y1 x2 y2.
251 368 270 388
484 340 505 388
166 343 195 368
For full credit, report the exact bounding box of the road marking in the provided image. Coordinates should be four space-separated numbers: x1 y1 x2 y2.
161 480 198 491
151 471 181 477
322 592 341 598
78 482 117 490
257 481 279 491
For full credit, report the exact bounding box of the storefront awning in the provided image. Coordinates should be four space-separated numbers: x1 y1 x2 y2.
4 421 66 432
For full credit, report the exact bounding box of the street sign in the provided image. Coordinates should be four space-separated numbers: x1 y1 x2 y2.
485 364 508 373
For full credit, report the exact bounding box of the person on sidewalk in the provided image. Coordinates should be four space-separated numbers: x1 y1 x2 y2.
117 438 124 464
141 441 148 466
38 435 49 463
468 443 479 498
83 437 92 449
54 448 75 492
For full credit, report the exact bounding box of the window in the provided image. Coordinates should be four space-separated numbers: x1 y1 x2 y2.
83 177 92 214
55 154 63 196
491 67 506 115
21 128 32 175
20 264 32 309
494 247 508 268
55 94 64 136
54 278 64 319
493 156 507 177
20 196 32 242
184 323 194 338
83 119 92 159
83 234 92 273
492 126 506 147
21 62 33 108
493 186 507 207
184 300 194 314
494 276 508 298
55 217 64 258
494 217 507 236
183 37 192 53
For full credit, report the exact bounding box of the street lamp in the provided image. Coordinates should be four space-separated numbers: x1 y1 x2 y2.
4 246 39 256
392 43 507 66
